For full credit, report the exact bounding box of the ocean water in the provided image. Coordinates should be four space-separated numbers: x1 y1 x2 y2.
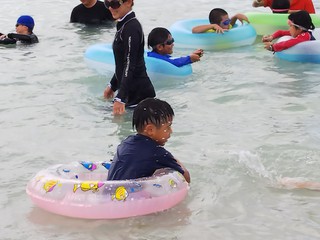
1 0 320 239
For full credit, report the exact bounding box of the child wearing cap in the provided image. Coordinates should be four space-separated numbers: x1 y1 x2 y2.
262 10 315 52
147 27 203 67
192 8 249 34
0 15 39 45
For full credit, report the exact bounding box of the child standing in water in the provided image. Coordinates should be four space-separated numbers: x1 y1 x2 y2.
192 8 249 34
147 27 203 67
107 98 191 183
262 10 315 52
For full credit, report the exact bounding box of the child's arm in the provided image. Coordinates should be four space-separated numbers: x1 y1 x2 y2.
7 33 33 42
264 30 310 52
262 30 290 42
272 33 311 52
263 30 292 51
192 24 225 34
279 177 320 190
230 13 249 26
175 158 191 183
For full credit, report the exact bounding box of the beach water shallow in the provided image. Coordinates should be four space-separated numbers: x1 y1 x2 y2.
1 0 320 239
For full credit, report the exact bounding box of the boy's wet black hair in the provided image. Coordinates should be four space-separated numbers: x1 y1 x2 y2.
271 0 290 13
147 27 171 51
289 10 315 30
209 8 228 24
133 98 174 132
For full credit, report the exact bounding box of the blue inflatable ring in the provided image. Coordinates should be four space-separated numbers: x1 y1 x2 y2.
169 19 257 50
84 43 192 79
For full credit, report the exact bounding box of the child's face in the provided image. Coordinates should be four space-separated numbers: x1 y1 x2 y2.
288 21 303 38
150 120 173 146
219 14 231 30
15 24 28 34
156 34 174 55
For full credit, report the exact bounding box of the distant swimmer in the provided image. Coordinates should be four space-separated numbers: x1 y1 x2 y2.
70 0 114 24
0 15 39 45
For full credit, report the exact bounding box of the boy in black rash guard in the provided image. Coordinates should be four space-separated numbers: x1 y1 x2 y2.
103 0 155 115
70 0 114 24
107 98 191 183
0 15 38 45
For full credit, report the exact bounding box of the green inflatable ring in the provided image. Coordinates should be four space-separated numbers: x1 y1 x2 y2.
246 12 320 36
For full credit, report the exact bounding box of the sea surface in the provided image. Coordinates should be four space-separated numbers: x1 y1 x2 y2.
1 0 320 239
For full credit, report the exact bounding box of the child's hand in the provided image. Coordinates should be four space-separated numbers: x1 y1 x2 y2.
0 33 7 40
264 42 274 51
262 35 273 42
190 53 201 62
193 49 204 57
213 24 227 34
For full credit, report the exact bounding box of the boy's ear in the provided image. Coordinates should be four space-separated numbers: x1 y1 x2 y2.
144 124 155 136
155 44 163 53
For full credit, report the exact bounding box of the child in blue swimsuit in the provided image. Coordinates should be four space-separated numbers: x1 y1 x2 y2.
107 98 191 183
147 27 203 67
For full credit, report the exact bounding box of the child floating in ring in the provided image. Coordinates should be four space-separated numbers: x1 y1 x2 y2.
192 8 249 34
107 98 191 183
262 10 315 52
147 27 203 67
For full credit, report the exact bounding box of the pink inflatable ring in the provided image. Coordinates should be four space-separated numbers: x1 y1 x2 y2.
26 161 189 219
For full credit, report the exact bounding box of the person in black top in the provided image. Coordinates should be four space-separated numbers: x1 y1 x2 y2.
103 0 156 115
70 0 114 24
0 15 39 45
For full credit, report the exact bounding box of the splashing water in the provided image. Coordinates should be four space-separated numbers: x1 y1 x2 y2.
237 150 275 181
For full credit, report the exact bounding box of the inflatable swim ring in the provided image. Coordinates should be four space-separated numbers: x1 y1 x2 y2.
84 43 192 80
274 30 320 63
26 161 189 219
169 19 257 50
246 12 320 36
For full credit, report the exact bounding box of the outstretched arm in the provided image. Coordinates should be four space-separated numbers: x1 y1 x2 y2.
279 177 320 190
